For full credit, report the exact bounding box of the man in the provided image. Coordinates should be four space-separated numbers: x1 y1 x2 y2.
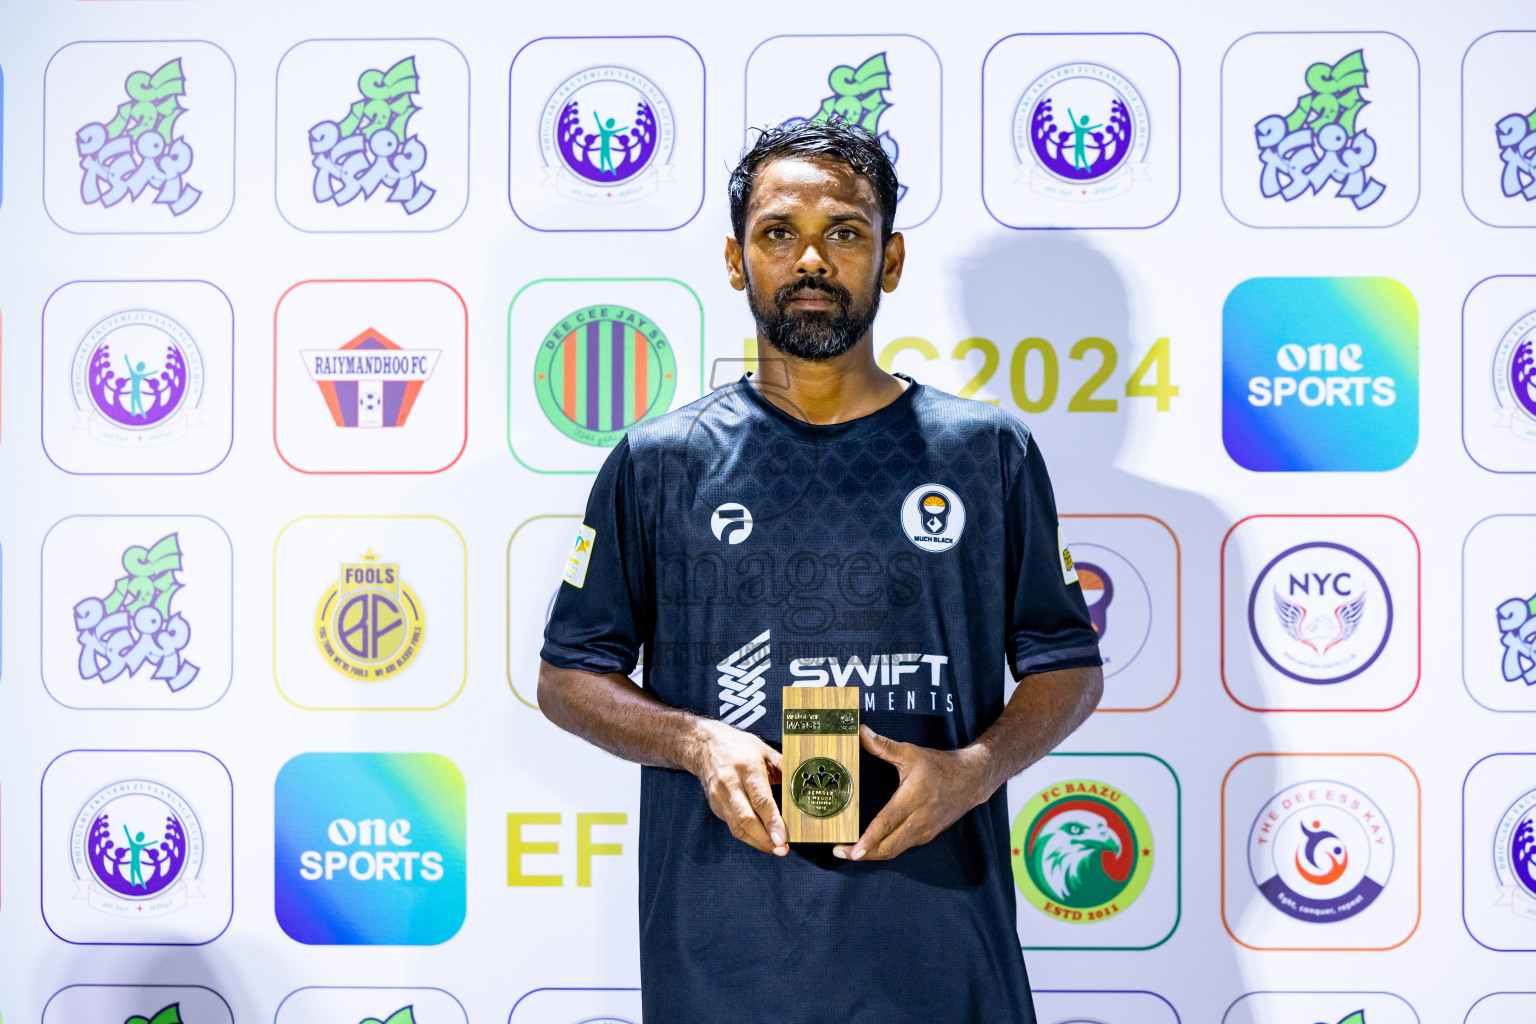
539 119 1103 1023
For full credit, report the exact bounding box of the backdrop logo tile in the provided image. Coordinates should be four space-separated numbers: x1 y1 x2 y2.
42 986 233 1024
1010 778 1154 923
508 278 702 473
509 37 703 231
44 281 233 475
42 515 232 710
1222 754 1420 950
983 34 1180 230
1006 753 1180 950
276 39 468 232
1221 992 1420 1024
1033 991 1181 1024
275 516 464 711
534 303 677 447
1461 517 1536 711
1222 516 1418 712
275 988 467 1024
1468 993 1536 1024
1462 32 1536 227
1464 278 1536 472
274 753 466 945
274 279 466 474
1222 277 1418 472
1221 32 1419 228
746 34 941 229
1463 756 1536 951
44 42 235 233
41 750 232 944
508 988 641 1024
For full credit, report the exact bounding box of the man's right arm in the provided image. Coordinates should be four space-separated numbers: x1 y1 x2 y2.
537 660 790 857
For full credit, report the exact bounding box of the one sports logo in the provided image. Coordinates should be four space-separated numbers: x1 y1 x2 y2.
711 503 753 545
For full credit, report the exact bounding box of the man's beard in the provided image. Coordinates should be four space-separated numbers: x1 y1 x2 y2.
745 269 881 362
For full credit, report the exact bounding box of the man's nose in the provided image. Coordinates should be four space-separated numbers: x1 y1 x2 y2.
794 240 831 276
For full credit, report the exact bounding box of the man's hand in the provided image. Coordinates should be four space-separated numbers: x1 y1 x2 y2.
832 725 991 862
687 718 789 857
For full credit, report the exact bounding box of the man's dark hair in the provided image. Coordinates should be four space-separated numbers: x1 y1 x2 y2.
728 118 900 246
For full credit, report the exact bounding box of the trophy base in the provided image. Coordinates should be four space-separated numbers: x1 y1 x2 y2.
782 686 860 844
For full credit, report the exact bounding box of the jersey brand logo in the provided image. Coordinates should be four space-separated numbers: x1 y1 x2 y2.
717 629 770 728
900 483 965 552
711 503 754 545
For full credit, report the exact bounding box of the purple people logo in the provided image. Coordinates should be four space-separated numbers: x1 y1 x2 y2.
1014 62 1150 202
309 56 435 215
74 533 199 692
538 65 676 204
70 309 205 448
1497 590 1536 687
1248 541 1392 685
71 777 205 918
77 58 201 216
1496 106 1536 203
1254 50 1385 210
1248 780 1393 923
1493 309 1536 444
781 52 908 202
1494 787 1536 922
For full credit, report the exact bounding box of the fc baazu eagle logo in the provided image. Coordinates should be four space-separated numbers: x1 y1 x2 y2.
1011 779 1153 922
313 549 424 680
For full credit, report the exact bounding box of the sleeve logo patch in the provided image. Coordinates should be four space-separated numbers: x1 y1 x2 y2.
1059 526 1079 585
563 524 597 588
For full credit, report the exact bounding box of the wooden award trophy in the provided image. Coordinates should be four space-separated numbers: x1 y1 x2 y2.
781 686 860 843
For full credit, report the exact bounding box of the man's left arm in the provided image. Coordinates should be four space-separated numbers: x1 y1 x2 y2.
831 663 1101 861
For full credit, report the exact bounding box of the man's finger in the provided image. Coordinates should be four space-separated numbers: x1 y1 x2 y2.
834 787 914 861
860 724 909 766
742 765 788 855
720 787 776 854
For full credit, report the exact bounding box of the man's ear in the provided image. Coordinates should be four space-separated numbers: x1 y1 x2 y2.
881 231 905 293
724 235 746 292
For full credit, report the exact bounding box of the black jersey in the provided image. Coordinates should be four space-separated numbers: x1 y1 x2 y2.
541 373 1101 1024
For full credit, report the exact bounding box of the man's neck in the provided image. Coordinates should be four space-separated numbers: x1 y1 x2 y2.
750 336 910 425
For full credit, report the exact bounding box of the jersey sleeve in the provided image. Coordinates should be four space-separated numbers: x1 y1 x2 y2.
540 436 653 677
1004 436 1103 679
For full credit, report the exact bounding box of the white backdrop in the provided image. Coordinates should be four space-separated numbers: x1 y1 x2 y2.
2 2 1536 1023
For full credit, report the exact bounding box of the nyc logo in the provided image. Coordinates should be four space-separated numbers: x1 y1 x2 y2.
45 42 234 233
1222 277 1418 472
275 753 466 945
276 40 469 232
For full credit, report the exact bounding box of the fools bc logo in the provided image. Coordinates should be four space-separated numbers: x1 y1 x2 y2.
1254 50 1385 210
71 778 205 918
1011 779 1153 923
77 58 201 216
71 310 205 448
1248 541 1392 685
534 304 677 446
308 56 434 216
313 550 425 680
1247 780 1393 923
303 328 440 429
539 66 676 204
1015 62 1150 202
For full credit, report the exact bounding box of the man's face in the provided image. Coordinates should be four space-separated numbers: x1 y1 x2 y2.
726 155 903 361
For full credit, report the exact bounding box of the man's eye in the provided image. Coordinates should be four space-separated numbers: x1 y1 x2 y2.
766 226 791 239
832 228 856 240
